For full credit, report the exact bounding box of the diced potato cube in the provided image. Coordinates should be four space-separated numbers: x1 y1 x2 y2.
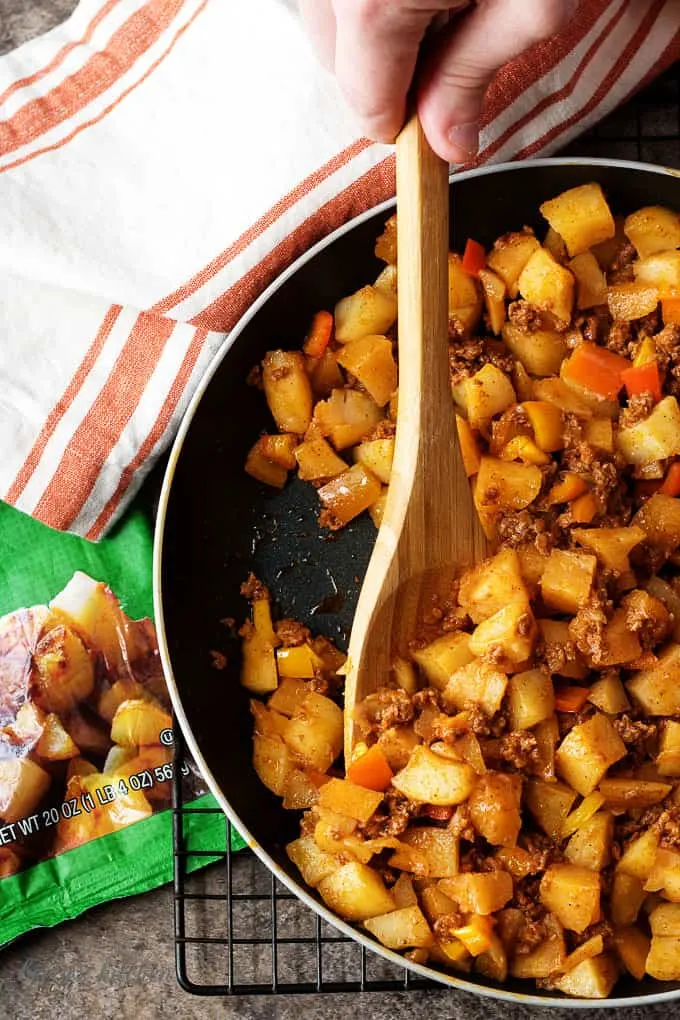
487 231 541 298
510 931 566 979
581 608 642 669
646 936 680 980
364 905 434 950
354 437 394 483
295 438 347 481
540 183 615 256
634 249 680 297
313 388 383 450
0 758 51 824
391 827 460 878
377 725 420 771
31 623 95 715
565 811 613 872
644 848 680 901
111 699 172 747
501 322 568 377
584 417 614 453
633 491 680 550
317 778 383 823
540 864 601 933
276 643 324 680
412 632 474 690
287 836 342 888
646 577 680 641
537 619 587 680
259 433 298 470
522 400 564 452
284 691 343 772
599 778 671 811
440 871 514 915
469 773 521 847
573 525 645 573
541 549 596 614
608 283 659 321
375 214 397 264
336 335 397 407
468 602 536 667
307 347 344 397
318 861 395 921
525 779 577 839
558 934 605 976
317 463 382 528
517 247 575 326
588 673 631 715
474 457 543 523
614 926 650 981
507 669 555 730
569 252 608 308
465 364 516 427
35 713 79 761
627 643 680 716
611 871 646 927
458 548 529 623
245 441 288 487
625 205 680 258
334 285 396 343
448 253 482 332
516 544 550 586
617 830 660 880
556 714 626 796
262 350 313 434
442 660 508 717
252 733 292 796
392 874 418 908
650 902 680 936
618 396 680 465
658 720 680 777
478 268 506 335
241 597 279 695
391 746 475 806
553 955 619 999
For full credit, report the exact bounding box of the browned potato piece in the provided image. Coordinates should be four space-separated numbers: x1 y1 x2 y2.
468 602 536 667
36 713 79 761
507 668 555 729
555 713 626 796
569 252 608 308
525 779 576 839
465 364 516 427
487 231 541 298
634 249 680 297
448 253 482 332
540 183 615 256
334 285 396 343
364 905 434 950
658 720 680 777
501 322 568 377
295 438 347 481
313 388 383 450
390 827 460 878
336 335 397 407
318 862 395 921
245 440 288 487
317 463 382 528
625 205 680 258
540 549 596 614
469 773 521 847
259 433 298 469
440 870 513 915
581 608 642 669
377 725 420 771
111 699 172 747
614 926 651 981
618 396 680 466
647 937 680 980
284 691 343 772
627 643 680 716
607 283 659 321
478 268 506 334
588 672 631 715
617 829 660 880
611 871 646 927
287 836 343 887
598 778 671 811
458 548 529 623
573 525 645 573
375 214 397 264
552 955 619 999
510 930 566 980
0 758 51 823
354 438 394 484
317 778 383 823
262 350 313 434
474 457 542 528
537 619 588 680
442 659 508 717
517 247 575 326
391 746 475 806
241 596 279 694
411 632 474 689
564 811 613 872
540 864 601 933
32 623 94 715
633 492 680 551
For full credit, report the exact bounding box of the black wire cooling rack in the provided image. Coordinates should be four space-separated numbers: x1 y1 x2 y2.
171 63 680 997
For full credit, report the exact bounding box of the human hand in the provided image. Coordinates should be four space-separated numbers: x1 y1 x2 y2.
299 0 576 162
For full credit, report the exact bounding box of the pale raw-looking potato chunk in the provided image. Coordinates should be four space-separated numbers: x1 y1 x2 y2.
317 463 382 528
569 252 608 308
634 249 680 297
391 745 475 805
633 492 680 551
440 870 514 915
627 643 680 716
517 247 575 326
262 350 313 435
565 811 613 872
540 183 616 256
487 231 541 298
617 396 680 465
313 388 383 450
552 955 619 999
287 836 343 887
501 323 568 377
468 602 536 667
317 778 383 823
525 779 577 839
540 548 596 614
448 253 482 332
354 438 394 484
0 758 51 824
364 905 434 950
646 937 680 980
334 285 396 343
625 205 680 258
295 438 347 481
464 364 516 427
336 335 397 407
442 660 508 717
318 861 395 921
507 668 555 730
458 548 529 623
468 772 521 847
540 864 601 933
412 632 474 690
555 713 626 796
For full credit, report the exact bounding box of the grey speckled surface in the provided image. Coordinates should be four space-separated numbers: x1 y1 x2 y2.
0 2 678 1017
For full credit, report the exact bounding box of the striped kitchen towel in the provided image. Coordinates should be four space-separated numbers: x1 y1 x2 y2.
1 0 679 538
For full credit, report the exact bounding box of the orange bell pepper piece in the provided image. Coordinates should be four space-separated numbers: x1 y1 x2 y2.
621 361 663 402
346 744 393 792
303 310 333 358
661 461 680 497
571 491 599 524
547 473 589 505
562 342 630 400
662 297 680 326
452 915 495 956
461 238 486 277
456 415 481 476
554 685 591 713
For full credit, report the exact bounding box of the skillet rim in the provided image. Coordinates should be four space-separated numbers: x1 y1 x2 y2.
153 156 680 1008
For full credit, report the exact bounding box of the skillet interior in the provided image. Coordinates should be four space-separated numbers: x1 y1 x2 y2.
158 160 680 1002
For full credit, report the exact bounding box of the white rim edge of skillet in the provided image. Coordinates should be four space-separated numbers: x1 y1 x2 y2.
153 157 680 1009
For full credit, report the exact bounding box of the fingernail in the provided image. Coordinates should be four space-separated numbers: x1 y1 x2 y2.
447 122 479 162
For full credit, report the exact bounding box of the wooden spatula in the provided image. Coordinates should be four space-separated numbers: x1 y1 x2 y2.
343 115 488 760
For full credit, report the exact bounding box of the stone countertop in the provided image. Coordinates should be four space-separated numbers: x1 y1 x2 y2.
0 2 678 1018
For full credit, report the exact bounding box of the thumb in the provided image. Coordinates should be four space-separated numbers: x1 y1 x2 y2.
417 0 575 163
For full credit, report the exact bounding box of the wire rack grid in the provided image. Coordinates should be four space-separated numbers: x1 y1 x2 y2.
171 63 680 997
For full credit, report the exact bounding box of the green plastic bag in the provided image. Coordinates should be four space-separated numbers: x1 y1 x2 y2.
0 497 242 946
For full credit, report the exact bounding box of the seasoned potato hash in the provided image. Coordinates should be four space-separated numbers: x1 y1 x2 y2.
242 184 680 998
